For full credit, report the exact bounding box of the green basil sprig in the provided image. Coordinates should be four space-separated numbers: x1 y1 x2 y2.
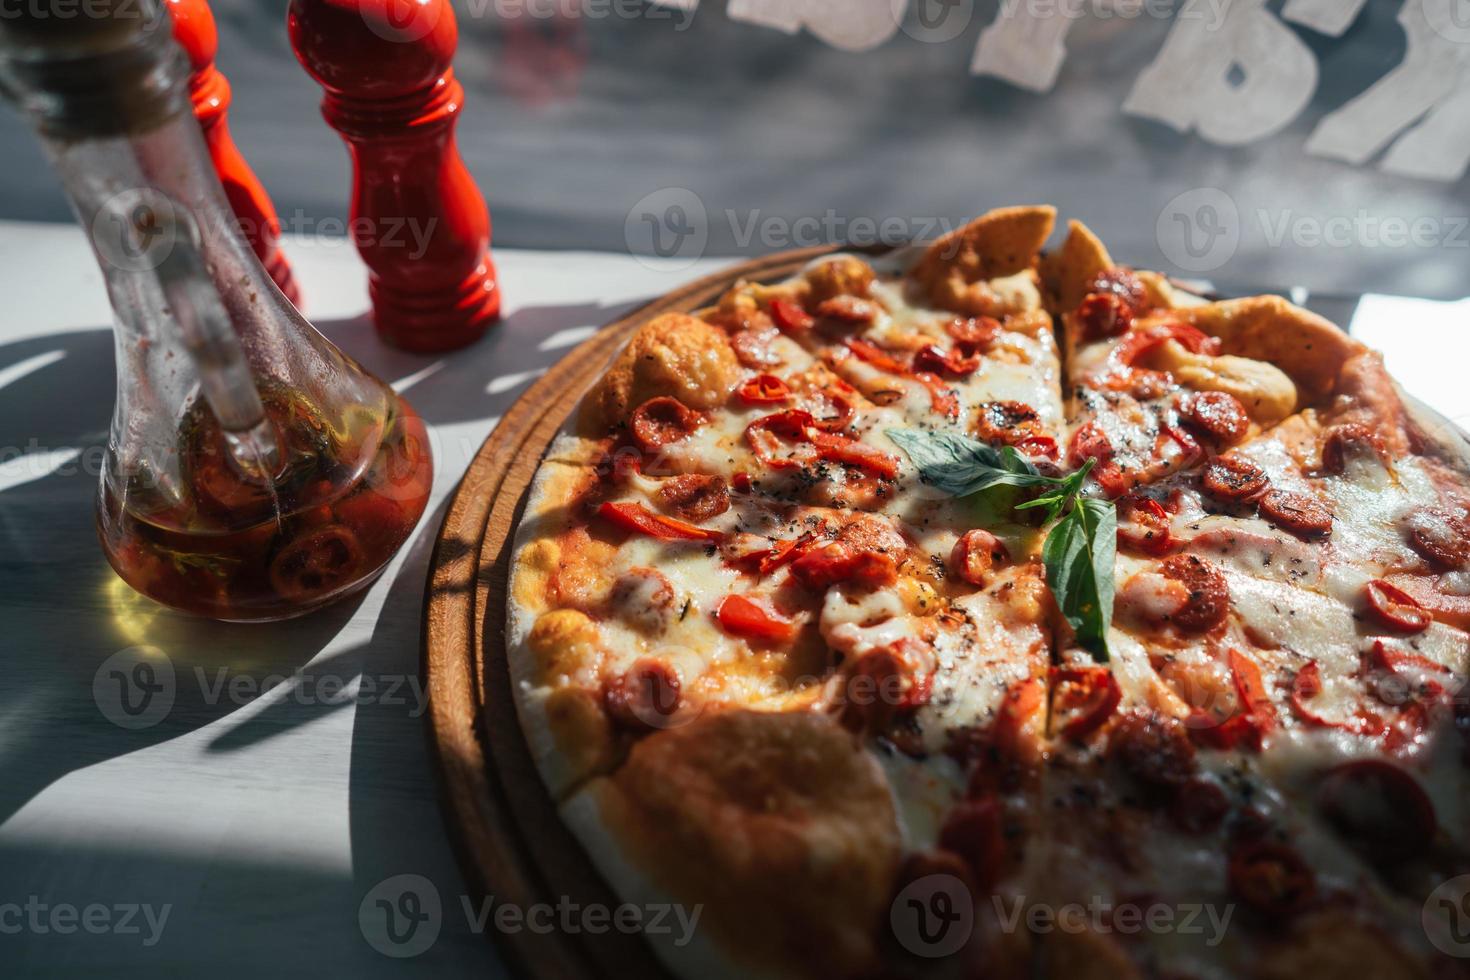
888 429 1115 662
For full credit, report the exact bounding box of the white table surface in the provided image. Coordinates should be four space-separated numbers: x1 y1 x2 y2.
0 219 729 977
0 219 1464 977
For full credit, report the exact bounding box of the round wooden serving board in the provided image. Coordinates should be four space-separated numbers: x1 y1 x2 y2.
421 245 843 978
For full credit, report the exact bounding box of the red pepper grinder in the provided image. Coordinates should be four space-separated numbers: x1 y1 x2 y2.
167 0 301 306
287 0 501 352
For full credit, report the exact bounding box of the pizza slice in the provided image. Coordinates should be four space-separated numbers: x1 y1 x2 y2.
1040 221 1356 500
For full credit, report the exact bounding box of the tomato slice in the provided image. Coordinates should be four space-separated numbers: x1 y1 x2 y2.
1116 494 1174 556
736 374 791 405
1363 579 1432 633
946 315 1001 348
1051 666 1122 741
629 397 701 453
1077 291 1134 341
1258 489 1334 539
715 593 798 643
597 501 725 543
1185 391 1249 446
950 529 1009 585
1228 841 1316 918
268 524 365 603
769 298 814 333
842 638 937 733
1317 759 1436 863
938 797 1006 892
603 659 683 732
1200 455 1270 503
1159 555 1230 632
1170 778 1230 834
790 541 899 590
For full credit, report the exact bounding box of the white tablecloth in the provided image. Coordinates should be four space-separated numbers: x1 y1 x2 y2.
0 219 728 977
0 219 1465 977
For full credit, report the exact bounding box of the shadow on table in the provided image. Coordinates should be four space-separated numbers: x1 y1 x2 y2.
0 292 640 976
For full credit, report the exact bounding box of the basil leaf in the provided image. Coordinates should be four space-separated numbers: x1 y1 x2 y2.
887 429 1057 497
1042 496 1116 663
1015 459 1095 524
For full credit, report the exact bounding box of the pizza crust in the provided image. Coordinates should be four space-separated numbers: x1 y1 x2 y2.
565 710 903 979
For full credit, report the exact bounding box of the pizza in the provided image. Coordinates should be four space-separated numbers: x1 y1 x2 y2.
505 206 1470 979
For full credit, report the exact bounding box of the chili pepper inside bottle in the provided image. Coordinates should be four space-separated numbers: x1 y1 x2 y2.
0 1 433 621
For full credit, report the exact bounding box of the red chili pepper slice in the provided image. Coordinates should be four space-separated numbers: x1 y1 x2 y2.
810 430 901 478
1160 422 1203 468
745 410 898 477
913 343 982 377
844 337 909 374
1289 660 1383 734
745 410 819 470
1190 712 1265 751
769 298 814 333
736 374 791 405
716 593 798 643
914 373 961 418
1113 320 1222 368
1051 666 1123 741
992 676 1045 764
845 339 959 418
597 501 725 543
1363 579 1432 633
1228 648 1278 735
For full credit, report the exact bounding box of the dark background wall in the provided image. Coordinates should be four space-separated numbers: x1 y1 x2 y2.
1 0 1465 299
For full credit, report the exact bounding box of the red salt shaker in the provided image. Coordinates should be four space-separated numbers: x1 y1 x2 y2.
167 0 301 306
287 0 501 352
